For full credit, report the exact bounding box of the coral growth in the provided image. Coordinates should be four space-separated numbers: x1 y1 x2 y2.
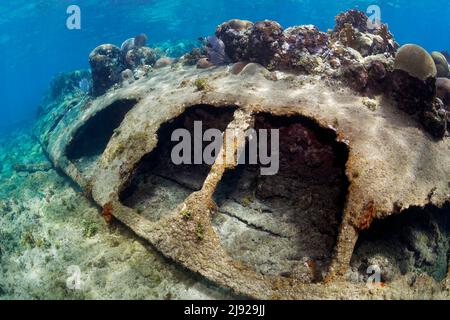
48 70 91 99
215 19 253 62
334 9 371 33
432 51 450 78
246 20 285 68
154 57 174 69
125 47 157 69
84 11 448 141
212 10 397 78
206 36 230 66
284 25 330 56
120 69 135 85
89 35 161 96
277 25 329 72
89 44 125 96
85 10 401 100
36 11 450 297
392 45 447 138
197 58 213 69
437 78 450 108
193 78 211 91
183 47 207 66
154 39 201 58
394 44 437 81
333 10 398 57
120 33 148 54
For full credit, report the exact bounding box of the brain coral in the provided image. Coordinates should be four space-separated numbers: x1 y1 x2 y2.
437 77 450 107
432 51 449 78
394 44 437 81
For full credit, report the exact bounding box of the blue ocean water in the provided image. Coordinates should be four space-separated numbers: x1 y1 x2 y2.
0 0 449 131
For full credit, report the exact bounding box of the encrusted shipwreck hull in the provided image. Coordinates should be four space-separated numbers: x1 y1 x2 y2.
34 10 450 298
35 63 450 299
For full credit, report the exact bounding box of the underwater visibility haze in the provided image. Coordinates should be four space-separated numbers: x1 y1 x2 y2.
0 0 450 300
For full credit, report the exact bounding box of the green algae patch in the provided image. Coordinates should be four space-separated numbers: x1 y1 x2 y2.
82 220 99 238
193 78 212 91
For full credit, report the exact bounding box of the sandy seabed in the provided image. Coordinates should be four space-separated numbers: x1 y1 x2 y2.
0 124 232 300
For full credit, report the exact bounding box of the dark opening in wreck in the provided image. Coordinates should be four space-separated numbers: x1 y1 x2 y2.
65 99 138 171
351 203 450 283
119 104 237 221
209 113 351 283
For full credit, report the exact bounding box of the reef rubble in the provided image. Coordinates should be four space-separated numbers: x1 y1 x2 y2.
33 10 450 299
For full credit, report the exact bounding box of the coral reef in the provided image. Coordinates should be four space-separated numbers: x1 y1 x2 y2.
205 36 230 66
394 44 437 81
215 19 330 71
89 35 164 96
432 51 450 78
120 33 148 54
437 77 450 108
31 9 450 300
154 39 202 58
154 57 174 69
210 10 397 83
89 44 125 96
441 51 450 61
196 58 213 69
124 47 157 69
350 204 450 285
334 9 371 33
392 45 447 138
182 47 206 66
215 19 253 62
332 10 398 57
246 20 285 68
120 69 135 85
47 70 91 100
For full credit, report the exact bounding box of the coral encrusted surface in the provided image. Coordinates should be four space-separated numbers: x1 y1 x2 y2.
22 10 450 299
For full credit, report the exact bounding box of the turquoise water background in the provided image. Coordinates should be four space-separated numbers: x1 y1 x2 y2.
0 0 449 131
